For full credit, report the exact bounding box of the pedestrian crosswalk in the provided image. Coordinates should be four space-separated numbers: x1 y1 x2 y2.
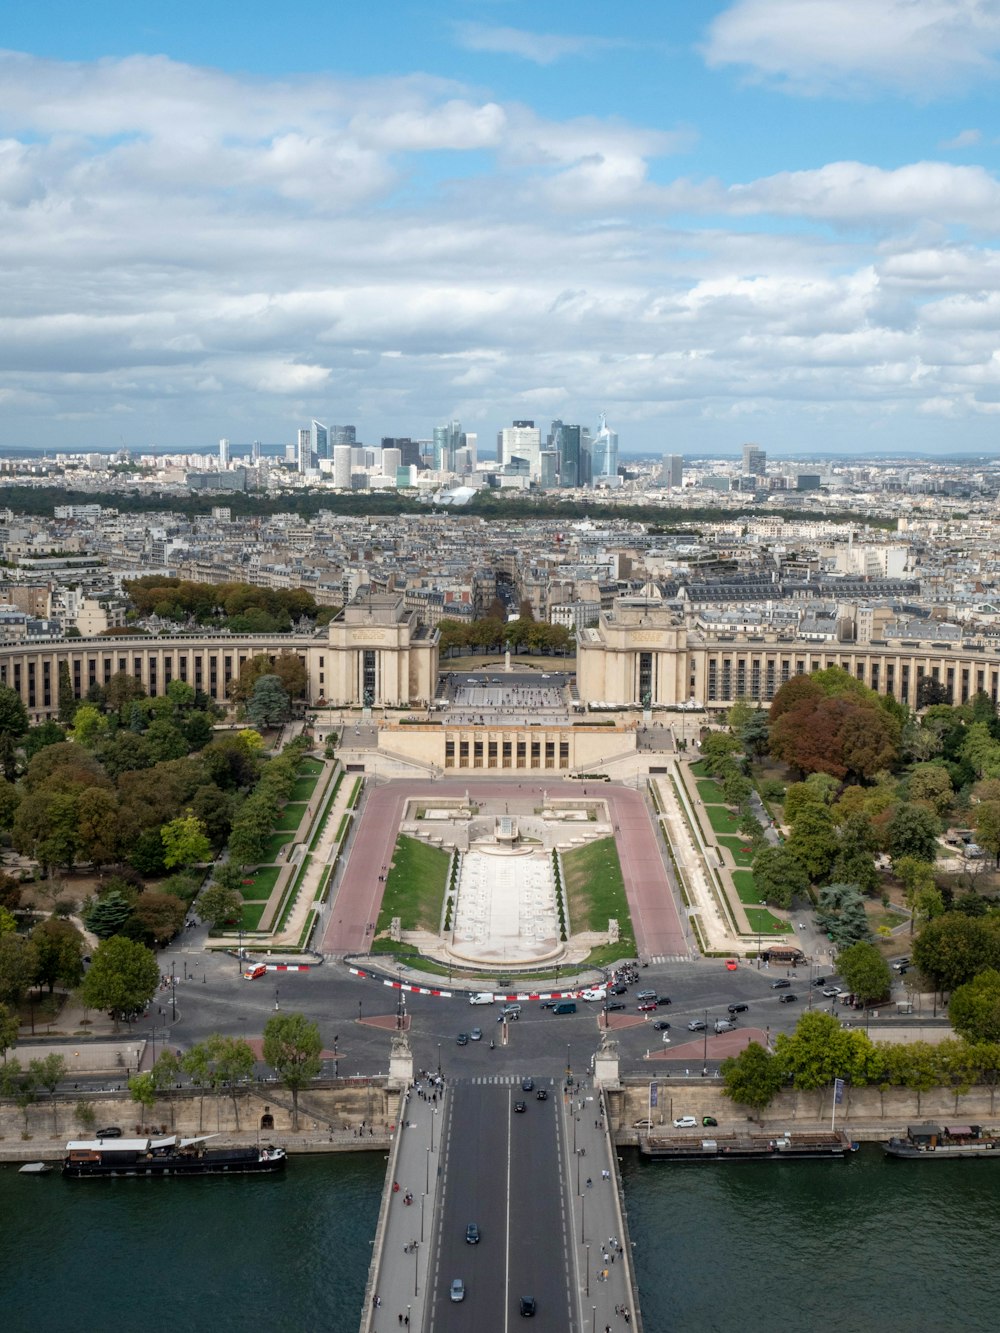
467 1074 557 1086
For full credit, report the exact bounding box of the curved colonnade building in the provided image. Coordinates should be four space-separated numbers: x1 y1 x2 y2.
1 591 996 773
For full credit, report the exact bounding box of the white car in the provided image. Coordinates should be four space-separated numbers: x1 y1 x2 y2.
469 993 494 1006
581 989 607 1002
673 1115 698 1129
822 986 842 997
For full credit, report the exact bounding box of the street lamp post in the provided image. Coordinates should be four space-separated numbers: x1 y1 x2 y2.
425 1146 430 1193
585 1243 590 1297
170 965 177 1022
437 1044 442 1077
702 1007 708 1075
274 987 280 1011
357 999 362 1024
237 927 244 972
581 1191 585 1244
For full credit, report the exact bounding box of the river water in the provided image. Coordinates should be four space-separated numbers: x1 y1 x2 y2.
4 1148 999 1332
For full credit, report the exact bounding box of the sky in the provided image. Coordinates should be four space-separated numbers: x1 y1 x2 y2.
4 0 1000 457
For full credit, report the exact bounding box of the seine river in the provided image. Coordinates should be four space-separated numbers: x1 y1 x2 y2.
5 1148 1000 1332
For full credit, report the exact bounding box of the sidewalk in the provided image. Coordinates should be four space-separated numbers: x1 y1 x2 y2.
562 1081 642 1333
361 1075 446 1333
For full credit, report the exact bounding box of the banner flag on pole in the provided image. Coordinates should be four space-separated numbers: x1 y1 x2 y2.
834 1077 845 1106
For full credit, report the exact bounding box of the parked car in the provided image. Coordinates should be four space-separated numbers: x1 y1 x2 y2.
771 979 791 989
714 1019 737 1033
673 1115 698 1128
702 1116 718 1127
633 1118 653 1128
891 958 910 972
727 1003 749 1015
778 993 797 1004
687 1019 706 1031
95 1127 122 1138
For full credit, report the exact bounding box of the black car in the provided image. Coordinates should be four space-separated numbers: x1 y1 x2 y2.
456 1032 469 1045
95 1126 122 1138
521 1077 534 1092
812 977 827 987
702 1116 718 1127
539 1000 557 1009
609 983 628 995
520 1296 537 1317
605 1001 626 1012
466 1223 480 1245
535 1089 548 1101
513 1101 527 1114
652 1020 671 1031
727 1003 749 1015
778 993 797 1004
771 979 791 989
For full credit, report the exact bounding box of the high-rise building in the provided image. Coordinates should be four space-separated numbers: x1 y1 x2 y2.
218 438 230 467
381 447 402 479
500 420 541 477
554 423 581 487
383 437 421 469
332 444 352 489
331 425 356 447
539 450 558 488
250 439 262 464
663 454 683 488
591 413 619 482
311 420 329 463
742 443 766 476
579 428 593 487
433 419 463 472
296 428 311 473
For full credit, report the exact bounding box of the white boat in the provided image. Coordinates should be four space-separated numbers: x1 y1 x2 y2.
18 1162 53 1174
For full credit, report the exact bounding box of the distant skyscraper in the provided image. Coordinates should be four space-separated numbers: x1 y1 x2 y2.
433 419 463 472
311 420 329 464
554 423 581 487
297 428 311 473
539 450 558 488
579 428 593 486
591 413 618 482
663 454 683 487
742 443 766 477
500 421 541 477
383 437 421 469
218 438 230 467
332 444 352 488
381 447 401 479
251 439 262 464
331 425 356 448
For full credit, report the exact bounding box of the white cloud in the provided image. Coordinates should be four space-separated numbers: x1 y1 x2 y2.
941 128 984 148
453 23 618 65
705 0 1000 96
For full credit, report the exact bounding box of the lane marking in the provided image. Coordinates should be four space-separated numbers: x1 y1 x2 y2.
505 1086 512 1333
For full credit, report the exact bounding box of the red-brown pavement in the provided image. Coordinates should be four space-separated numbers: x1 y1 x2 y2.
320 779 688 961
646 1027 770 1061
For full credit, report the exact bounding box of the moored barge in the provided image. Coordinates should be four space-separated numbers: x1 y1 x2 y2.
640 1130 855 1161
884 1123 1000 1160
63 1134 286 1178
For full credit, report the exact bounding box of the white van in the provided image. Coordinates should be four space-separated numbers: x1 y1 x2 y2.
469 993 494 1006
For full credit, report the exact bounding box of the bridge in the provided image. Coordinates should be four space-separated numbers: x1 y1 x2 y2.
360 1043 641 1332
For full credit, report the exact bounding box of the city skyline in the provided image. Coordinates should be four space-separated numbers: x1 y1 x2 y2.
4 2 1000 454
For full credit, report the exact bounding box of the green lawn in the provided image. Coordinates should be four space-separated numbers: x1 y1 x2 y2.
297 757 324 775
744 907 792 934
289 775 319 802
718 836 756 867
561 836 636 948
731 869 762 905
240 865 282 899
690 760 712 778
259 832 292 863
705 805 741 835
239 900 268 930
275 801 308 832
377 835 451 932
697 778 728 804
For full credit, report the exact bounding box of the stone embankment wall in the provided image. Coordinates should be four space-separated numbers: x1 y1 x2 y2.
0 1082 397 1157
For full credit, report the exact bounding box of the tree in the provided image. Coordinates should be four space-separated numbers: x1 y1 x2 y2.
0 1059 37 1133
246 675 291 729
774 1011 875 1093
30 917 85 993
949 969 1000 1044
887 803 940 866
837 941 892 1006
160 813 211 870
79 935 159 1028
131 891 186 945
0 682 28 739
912 914 1000 993
0 933 38 1009
750 846 809 909
128 1070 157 1119
70 703 108 747
263 1012 323 1130
76 786 120 869
786 804 839 883
0 1001 19 1061
974 801 1000 866
205 1033 255 1131
908 764 954 818
816 882 872 947
197 882 243 929
719 1041 785 1119
57 662 78 724
30 1052 66 1132
83 889 134 939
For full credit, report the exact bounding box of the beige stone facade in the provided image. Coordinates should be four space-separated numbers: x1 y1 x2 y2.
324 593 438 707
578 594 1000 710
377 719 636 774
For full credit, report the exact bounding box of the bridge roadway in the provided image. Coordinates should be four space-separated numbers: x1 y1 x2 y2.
361 1074 641 1333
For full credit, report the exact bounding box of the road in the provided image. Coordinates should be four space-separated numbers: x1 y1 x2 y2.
426 1079 572 1333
